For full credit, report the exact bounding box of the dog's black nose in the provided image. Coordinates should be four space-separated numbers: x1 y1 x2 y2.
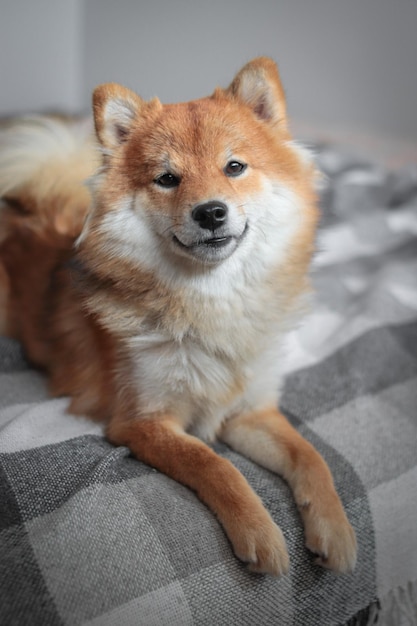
192 201 228 231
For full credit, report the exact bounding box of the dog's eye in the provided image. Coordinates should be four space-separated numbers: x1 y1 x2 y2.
154 173 180 188
2 195 30 214
224 161 247 177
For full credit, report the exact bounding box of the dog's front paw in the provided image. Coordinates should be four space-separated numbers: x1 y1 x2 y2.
229 510 290 577
301 500 357 574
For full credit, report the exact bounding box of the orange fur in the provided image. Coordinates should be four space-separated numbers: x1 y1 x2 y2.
221 408 357 573
0 58 356 576
107 416 289 575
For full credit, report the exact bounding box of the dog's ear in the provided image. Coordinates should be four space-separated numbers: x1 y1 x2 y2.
225 57 287 131
93 83 141 150
92 84 160 150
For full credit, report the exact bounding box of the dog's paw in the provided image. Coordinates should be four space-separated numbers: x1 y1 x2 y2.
301 501 357 574
229 511 289 576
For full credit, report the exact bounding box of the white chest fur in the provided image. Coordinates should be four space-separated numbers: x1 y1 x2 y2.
126 256 301 441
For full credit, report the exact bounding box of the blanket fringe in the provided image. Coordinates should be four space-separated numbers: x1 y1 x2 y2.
345 599 380 626
378 580 417 626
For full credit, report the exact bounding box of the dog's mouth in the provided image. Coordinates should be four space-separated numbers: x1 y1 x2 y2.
172 223 249 261
173 234 233 249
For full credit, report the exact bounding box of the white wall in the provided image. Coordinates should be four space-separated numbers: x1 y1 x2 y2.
0 0 83 115
1 0 416 140
82 0 417 140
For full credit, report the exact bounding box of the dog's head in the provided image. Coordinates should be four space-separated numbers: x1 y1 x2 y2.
84 57 318 272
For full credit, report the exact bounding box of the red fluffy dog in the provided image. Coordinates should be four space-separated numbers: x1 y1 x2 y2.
0 58 356 575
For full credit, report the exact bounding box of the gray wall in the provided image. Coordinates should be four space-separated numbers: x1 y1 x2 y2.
0 0 82 114
2 0 417 140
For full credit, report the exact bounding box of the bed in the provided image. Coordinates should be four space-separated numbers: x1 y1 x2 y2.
1 140 416 625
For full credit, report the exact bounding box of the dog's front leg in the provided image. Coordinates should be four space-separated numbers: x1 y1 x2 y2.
107 415 289 576
220 407 357 574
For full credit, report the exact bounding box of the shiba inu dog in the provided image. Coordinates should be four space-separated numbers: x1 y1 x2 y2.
0 57 356 576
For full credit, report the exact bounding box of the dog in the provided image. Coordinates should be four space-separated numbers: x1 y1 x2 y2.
0 57 356 576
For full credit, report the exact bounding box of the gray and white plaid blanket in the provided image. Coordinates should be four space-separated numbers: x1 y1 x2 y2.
1 144 417 626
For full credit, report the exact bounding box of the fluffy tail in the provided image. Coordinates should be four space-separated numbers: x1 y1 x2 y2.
0 115 98 242
0 115 98 336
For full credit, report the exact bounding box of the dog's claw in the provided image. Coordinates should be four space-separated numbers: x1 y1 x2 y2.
304 508 357 574
229 512 290 577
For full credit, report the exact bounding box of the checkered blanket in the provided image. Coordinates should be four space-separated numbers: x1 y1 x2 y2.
1 144 417 626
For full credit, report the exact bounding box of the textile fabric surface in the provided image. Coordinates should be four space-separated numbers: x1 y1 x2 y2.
1 144 416 625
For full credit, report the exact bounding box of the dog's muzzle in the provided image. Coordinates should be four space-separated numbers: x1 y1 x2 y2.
171 200 248 263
